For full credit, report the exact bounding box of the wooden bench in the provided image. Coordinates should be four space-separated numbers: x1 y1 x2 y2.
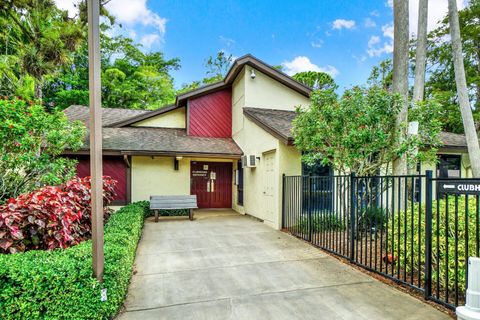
150 195 198 222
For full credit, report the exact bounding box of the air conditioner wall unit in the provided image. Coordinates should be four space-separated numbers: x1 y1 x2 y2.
242 155 257 168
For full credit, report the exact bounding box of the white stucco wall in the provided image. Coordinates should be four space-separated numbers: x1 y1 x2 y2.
243 67 310 110
231 66 306 229
132 107 186 128
420 151 472 178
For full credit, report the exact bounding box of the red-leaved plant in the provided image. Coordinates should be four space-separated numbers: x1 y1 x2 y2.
0 176 117 253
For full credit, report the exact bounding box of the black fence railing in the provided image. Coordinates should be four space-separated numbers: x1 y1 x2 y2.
282 171 480 310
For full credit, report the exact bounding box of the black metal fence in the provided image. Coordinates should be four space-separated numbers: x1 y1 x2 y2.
282 171 480 310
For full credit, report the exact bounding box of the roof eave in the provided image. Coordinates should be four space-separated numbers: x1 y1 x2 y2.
64 149 242 159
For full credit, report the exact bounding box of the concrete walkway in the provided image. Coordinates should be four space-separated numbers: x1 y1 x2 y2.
118 210 450 320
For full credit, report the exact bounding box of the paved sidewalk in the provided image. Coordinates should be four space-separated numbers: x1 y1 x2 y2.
118 209 451 320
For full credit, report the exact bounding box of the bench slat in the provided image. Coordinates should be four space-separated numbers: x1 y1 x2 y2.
150 201 197 206
150 199 197 203
150 195 197 200
150 195 198 211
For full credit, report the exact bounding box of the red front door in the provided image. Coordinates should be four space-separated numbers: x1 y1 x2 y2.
191 162 232 208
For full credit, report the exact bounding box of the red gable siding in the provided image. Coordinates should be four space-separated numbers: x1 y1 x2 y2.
188 89 232 138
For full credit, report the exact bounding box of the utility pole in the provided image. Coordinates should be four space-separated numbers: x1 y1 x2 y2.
88 0 104 281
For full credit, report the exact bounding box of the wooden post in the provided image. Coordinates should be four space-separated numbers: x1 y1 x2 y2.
88 0 104 282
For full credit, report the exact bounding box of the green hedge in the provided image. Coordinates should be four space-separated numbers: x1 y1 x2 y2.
156 208 190 217
390 196 479 294
0 201 150 319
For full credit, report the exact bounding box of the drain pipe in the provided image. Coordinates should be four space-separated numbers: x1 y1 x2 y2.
457 257 480 320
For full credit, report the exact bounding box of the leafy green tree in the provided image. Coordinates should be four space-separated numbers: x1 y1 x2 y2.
205 51 234 82
424 0 480 133
292 71 337 91
293 87 441 176
44 33 180 110
179 51 234 93
0 0 84 99
0 98 85 202
368 59 393 91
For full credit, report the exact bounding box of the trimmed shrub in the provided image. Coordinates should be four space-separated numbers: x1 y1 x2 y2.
0 176 117 253
157 208 189 216
390 196 478 294
358 206 388 231
0 201 150 319
295 213 345 234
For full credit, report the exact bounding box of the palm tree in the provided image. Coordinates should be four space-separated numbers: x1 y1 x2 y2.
1 0 83 99
447 0 480 177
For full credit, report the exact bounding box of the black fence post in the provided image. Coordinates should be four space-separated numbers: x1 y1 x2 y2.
350 172 356 262
308 174 313 242
424 170 433 299
282 174 286 229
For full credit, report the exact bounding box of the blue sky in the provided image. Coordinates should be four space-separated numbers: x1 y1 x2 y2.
56 0 466 91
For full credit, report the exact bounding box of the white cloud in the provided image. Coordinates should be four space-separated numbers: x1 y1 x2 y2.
281 56 339 77
363 24 393 58
332 19 356 30
106 0 166 35
382 24 394 39
367 35 393 57
54 0 167 47
219 36 235 47
311 39 324 48
364 18 376 28
370 10 380 17
140 34 160 48
353 54 367 63
53 0 79 18
384 0 467 36
368 36 381 47
408 0 467 35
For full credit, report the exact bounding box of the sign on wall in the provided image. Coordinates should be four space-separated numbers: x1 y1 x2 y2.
438 181 480 195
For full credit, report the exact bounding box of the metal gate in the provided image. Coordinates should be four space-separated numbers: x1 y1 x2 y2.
282 171 480 310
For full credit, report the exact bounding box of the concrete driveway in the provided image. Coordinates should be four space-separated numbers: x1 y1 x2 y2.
118 210 450 320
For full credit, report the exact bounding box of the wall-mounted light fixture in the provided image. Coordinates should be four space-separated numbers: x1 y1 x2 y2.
174 156 183 170
250 69 256 79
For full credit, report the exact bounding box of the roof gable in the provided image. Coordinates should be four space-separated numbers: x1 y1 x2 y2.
176 54 312 107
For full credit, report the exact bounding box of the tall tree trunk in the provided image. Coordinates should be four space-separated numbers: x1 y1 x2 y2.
413 0 428 102
392 0 409 177
448 0 480 177
409 0 428 175
34 81 42 100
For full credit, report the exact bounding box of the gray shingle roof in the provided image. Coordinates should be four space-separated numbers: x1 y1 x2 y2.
243 107 296 144
90 127 242 156
438 131 468 148
64 105 242 156
243 107 474 150
64 105 151 128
